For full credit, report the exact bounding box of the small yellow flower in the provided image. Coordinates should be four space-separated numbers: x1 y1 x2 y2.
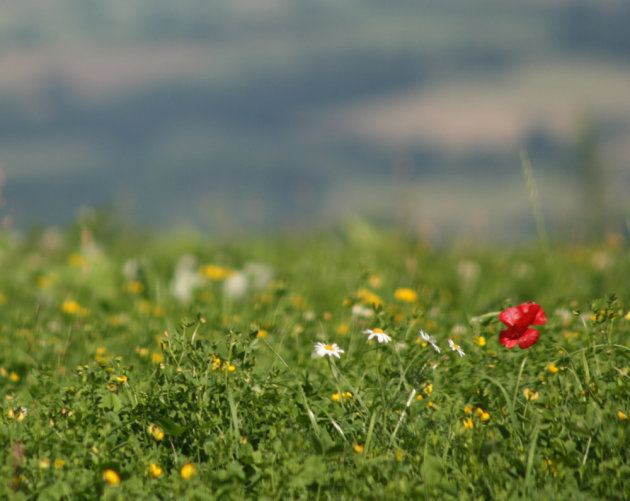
331 393 341 403
211 354 221 371
62 300 88 316
227 364 236 372
124 281 144 294
547 363 559 374
473 336 486 347
68 253 86 267
115 375 128 383
151 352 164 364
394 449 404 462
54 459 66 469
416 394 424 401
462 418 474 429
200 265 234 281
357 289 383 308
9 371 19 382
103 469 121 485
394 288 418 303
180 463 197 480
256 329 268 338
464 405 473 415
523 388 539 401
147 463 163 478
479 411 490 422
424 384 433 396
618 411 628 421
39 458 51 469
337 324 349 335
353 443 364 454
149 425 165 441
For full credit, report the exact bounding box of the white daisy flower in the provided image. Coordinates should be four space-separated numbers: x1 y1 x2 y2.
448 338 465 357
362 328 392 344
314 342 345 359
419 330 441 353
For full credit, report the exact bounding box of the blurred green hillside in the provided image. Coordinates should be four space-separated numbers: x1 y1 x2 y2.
0 0 629 242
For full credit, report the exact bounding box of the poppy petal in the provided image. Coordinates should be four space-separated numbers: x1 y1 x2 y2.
499 307 521 328
531 306 547 326
499 329 519 349
517 328 540 349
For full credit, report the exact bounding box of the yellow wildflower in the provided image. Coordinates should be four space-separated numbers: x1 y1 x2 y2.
337 324 349 335
39 458 51 469
353 444 364 454
200 265 234 280
115 376 128 383
149 425 165 441
473 336 486 347
10 372 19 382
395 449 404 462
103 469 121 485
424 383 433 396
211 354 221 371
151 352 164 364
356 288 383 308
464 405 473 414
547 363 559 374
523 388 539 401
62 300 88 316
462 418 474 429
124 281 144 293
331 393 341 403
394 288 418 303
148 463 163 478
54 459 66 469
68 253 86 267
257 329 268 339
180 463 197 480
618 411 628 421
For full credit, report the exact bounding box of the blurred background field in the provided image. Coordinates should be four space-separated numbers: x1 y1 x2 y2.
0 0 629 243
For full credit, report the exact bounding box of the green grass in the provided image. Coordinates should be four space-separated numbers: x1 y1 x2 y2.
1 219 630 499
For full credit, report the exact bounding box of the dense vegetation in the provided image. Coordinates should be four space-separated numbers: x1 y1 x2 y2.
1 218 629 499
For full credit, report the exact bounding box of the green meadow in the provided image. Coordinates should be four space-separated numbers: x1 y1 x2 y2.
1 216 629 499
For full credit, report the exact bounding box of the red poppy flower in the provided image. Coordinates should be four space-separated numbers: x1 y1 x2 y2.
499 302 546 349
